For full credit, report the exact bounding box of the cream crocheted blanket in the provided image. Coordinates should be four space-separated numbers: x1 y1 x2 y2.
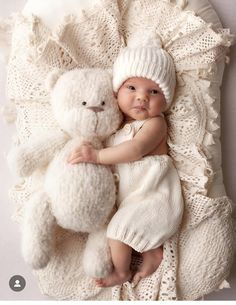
1 0 235 300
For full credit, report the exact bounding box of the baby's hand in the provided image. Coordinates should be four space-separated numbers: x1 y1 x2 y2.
67 142 99 164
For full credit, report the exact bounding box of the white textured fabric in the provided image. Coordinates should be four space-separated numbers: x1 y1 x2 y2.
112 30 176 106
22 0 101 30
106 120 184 252
0 0 235 301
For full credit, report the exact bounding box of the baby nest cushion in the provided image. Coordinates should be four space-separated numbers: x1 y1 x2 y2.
1 0 235 300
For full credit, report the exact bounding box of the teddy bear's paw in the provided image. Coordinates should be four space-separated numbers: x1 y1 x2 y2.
83 249 113 278
22 245 51 270
21 192 55 269
83 229 113 278
22 231 53 270
7 146 34 177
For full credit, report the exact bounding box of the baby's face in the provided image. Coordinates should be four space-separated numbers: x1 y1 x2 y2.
117 77 166 121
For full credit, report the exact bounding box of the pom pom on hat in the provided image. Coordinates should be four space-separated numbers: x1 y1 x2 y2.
127 29 163 49
113 30 176 108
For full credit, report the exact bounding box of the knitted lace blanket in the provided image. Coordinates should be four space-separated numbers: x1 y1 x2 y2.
1 0 235 300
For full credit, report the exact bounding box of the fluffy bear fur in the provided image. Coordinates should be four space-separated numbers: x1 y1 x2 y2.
8 68 122 277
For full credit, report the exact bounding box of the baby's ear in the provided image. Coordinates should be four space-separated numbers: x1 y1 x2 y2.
45 69 65 92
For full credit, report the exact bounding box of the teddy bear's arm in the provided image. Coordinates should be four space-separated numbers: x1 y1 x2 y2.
7 131 69 177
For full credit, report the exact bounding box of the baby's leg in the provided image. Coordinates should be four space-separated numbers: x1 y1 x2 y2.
95 238 132 287
132 246 163 287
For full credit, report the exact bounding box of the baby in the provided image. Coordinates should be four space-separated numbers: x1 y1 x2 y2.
68 33 184 287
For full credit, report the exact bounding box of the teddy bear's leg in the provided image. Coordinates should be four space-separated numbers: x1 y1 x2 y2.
22 191 56 269
83 227 113 278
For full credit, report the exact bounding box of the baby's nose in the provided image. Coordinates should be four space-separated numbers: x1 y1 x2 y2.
136 94 148 103
87 106 104 113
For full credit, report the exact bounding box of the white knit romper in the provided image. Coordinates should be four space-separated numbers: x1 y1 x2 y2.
106 119 184 252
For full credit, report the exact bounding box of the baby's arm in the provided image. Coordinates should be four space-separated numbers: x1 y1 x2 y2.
68 117 166 165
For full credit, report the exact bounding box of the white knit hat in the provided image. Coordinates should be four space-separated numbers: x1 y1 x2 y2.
113 30 176 107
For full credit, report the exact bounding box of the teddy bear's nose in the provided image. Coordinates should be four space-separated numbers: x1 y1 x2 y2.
87 106 104 113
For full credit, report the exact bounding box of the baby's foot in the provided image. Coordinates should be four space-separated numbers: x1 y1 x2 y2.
132 247 163 287
94 270 132 287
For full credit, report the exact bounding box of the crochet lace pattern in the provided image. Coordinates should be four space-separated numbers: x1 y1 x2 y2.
1 0 235 300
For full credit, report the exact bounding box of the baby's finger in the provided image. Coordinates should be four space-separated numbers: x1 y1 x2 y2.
69 156 85 164
68 149 78 158
68 152 82 163
67 154 75 163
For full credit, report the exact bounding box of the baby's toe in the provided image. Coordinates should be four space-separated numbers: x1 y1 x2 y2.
94 278 104 287
131 272 144 287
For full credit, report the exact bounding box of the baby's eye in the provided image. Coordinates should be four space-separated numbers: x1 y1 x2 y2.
82 101 87 106
101 101 106 106
127 85 136 91
150 89 160 95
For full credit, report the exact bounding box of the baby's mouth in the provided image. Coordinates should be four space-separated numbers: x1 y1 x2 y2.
133 106 147 111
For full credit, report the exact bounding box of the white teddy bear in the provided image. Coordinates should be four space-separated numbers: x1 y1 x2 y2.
8 68 122 277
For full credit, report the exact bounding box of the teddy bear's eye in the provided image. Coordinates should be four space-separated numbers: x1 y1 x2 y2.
82 101 87 106
101 101 105 106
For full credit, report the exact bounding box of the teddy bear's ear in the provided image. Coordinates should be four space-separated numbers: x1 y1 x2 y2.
45 69 65 92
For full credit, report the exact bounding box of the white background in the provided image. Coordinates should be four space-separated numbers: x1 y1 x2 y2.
0 0 235 300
